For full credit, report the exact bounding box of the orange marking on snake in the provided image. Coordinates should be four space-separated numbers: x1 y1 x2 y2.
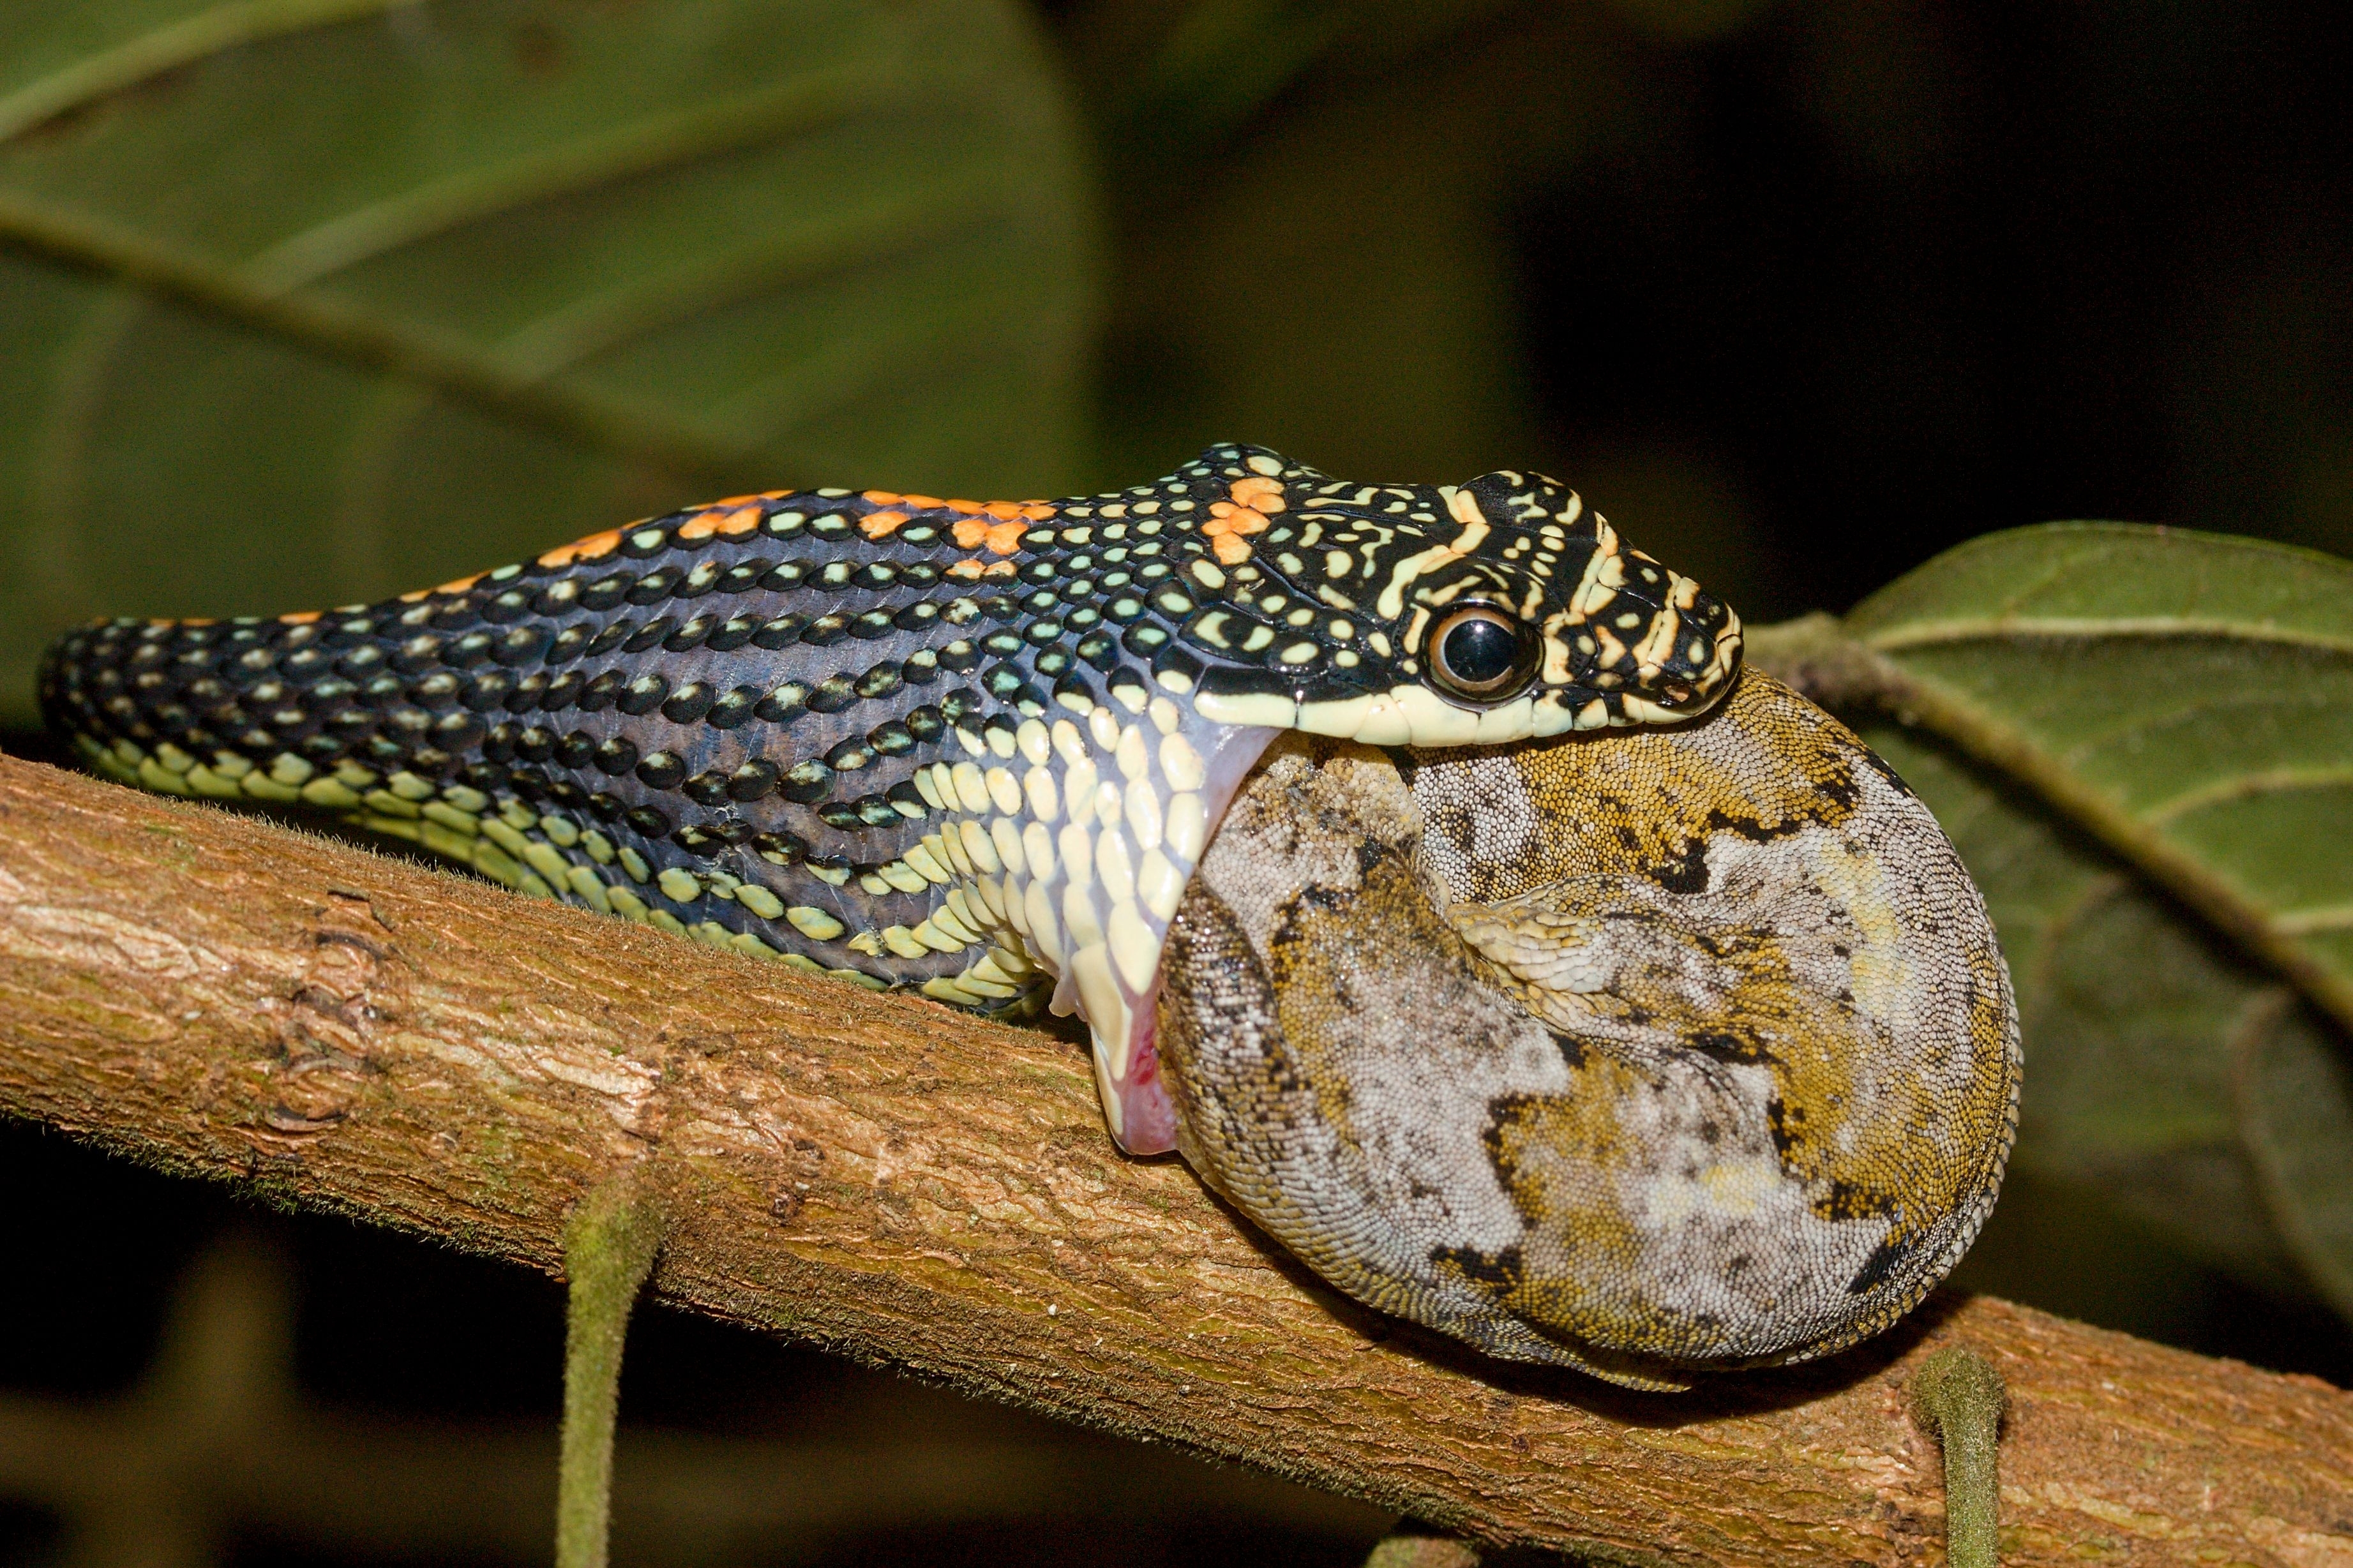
862 489 903 505
1229 475 1286 512
677 505 760 541
859 511 911 540
538 528 622 568
277 610 322 624
435 572 486 595
953 517 1028 555
1203 499 1274 564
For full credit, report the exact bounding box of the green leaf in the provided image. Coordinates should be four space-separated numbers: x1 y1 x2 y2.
0 0 1099 723
1755 522 2353 1315
1846 523 2353 1036
2236 992 2353 1320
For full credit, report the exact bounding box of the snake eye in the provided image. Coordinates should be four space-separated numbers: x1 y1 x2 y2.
1426 602 1537 703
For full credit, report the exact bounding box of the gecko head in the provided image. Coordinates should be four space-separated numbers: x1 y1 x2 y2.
1181 453 1743 747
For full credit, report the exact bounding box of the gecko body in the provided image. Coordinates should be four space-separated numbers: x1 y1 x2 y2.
1162 673 2019 1386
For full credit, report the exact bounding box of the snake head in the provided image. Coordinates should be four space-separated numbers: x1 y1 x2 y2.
1399 467 1744 734
1181 453 1743 747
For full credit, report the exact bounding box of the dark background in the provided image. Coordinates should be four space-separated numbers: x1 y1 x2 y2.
8 1 2353 1562
1066 0 2353 624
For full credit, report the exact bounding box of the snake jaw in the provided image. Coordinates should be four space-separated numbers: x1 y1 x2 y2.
993 712 1279 1156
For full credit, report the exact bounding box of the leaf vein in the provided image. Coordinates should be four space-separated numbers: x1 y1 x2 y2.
0 190 755 493
2144 768 2353 826
243 66 888 293
0 0 420 146
1868 617 2353 659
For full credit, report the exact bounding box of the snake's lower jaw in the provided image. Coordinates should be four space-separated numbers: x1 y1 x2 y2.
1046 722 1281 1157
1066 950 1182 1156
1088 1006 1180 1156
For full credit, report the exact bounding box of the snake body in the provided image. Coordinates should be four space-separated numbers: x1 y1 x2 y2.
39 445 1740 1160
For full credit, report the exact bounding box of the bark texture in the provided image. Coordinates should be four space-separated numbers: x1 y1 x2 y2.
1 750 2349 1567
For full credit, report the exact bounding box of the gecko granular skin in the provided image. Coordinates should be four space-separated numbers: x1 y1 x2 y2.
1158 671 2019 1388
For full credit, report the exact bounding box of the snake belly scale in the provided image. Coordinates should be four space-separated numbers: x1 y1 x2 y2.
40 444 1740 1160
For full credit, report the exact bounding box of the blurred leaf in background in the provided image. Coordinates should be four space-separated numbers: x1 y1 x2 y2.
1069 0 1614 487
1769 525 2353 1352
0 0 1100 724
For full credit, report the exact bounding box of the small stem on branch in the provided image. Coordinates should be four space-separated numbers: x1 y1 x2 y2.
1911 1345 2007 1568
558 1172 668 1568
1364 1530 1482 1567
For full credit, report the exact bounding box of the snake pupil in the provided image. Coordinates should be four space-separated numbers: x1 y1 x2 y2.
1443 619 1515 683
1428 604 1533 702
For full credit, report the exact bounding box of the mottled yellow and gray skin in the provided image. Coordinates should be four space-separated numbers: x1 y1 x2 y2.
1157 671 2020 1389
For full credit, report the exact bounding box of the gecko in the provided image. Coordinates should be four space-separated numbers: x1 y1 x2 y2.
1164 672 2019 1387
40 444 2013 1381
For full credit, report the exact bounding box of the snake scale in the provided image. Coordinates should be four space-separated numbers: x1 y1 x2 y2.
40 444 2017 1385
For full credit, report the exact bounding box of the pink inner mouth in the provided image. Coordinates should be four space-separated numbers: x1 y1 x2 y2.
1115 1003 1178 1155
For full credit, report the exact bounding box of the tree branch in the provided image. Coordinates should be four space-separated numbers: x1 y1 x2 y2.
1 750 2349 1566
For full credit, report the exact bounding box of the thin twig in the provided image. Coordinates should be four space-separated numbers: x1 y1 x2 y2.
1911 1346 2007 1568
559 1172 668 1568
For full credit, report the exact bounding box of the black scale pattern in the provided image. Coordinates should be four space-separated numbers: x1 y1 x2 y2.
38 447 1394 984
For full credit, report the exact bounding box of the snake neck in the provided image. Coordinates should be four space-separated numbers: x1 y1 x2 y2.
40 459 1308 1154
996 706 1278 1153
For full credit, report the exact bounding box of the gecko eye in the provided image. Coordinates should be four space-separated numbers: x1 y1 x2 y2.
1426 602 1537 704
